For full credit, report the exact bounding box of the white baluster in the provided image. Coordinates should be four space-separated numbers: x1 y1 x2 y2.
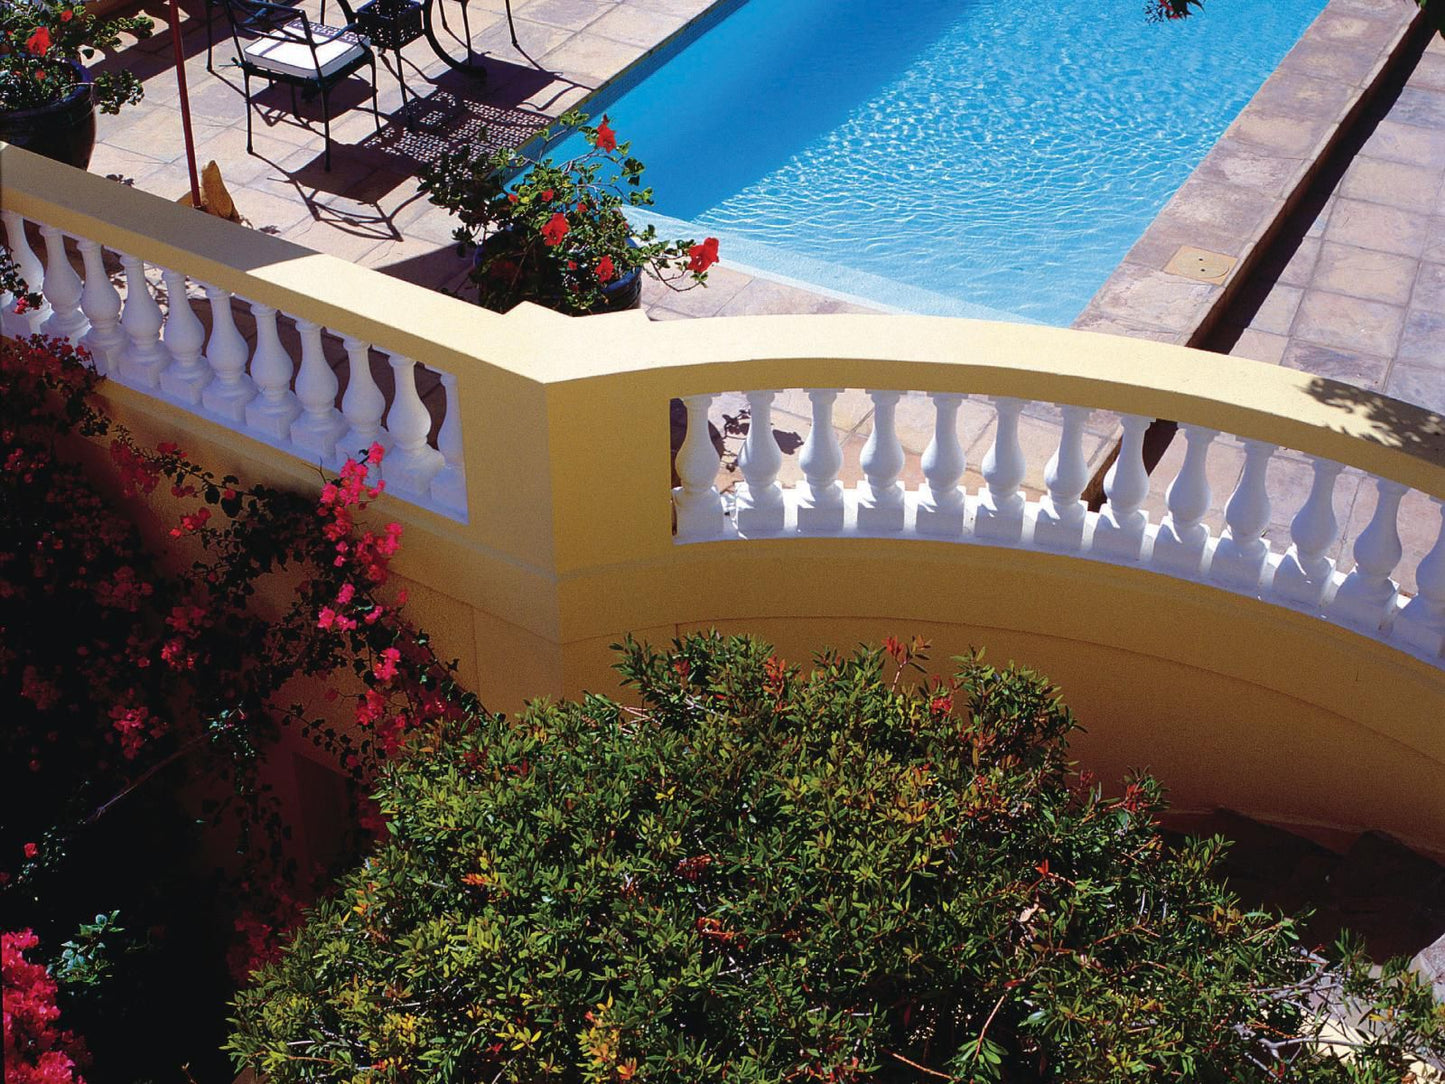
973 396 1027 544
117 254 167 388
429 371 467 517
1151 424 1217 577
157 269 210 406
200 286 256 423
38 226 87 343
1091 414 1152 562
735 389 785 536
1395 498 1445 658
1270 456 1343 611
1210 439 1275 593
2 211 50 336
1032 405 1092 552
857 390 905 533
289 319 346 461
916 392 967 536
77 240 125 375
796 389 844 534
1328 478 1407 634
381 353 444 497
335 336 387 466
243 302 302 441
673 393 725 541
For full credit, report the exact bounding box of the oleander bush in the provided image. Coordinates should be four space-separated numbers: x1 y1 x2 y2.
227 634 1444 1083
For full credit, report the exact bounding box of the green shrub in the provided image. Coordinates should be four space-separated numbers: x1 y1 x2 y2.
227 634 1443 1082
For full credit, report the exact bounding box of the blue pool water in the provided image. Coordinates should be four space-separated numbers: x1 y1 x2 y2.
550 0 1327 325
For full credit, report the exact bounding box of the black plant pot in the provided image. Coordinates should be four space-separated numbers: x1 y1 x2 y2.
472 231 644 316
0 66 97 170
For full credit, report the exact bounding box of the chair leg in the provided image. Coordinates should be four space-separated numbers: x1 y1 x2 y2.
205 0 214 72
321 87 332 171
371 59 382 133
244 73 254 154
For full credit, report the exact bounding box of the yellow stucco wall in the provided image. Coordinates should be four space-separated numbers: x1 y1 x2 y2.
6 141 1443 858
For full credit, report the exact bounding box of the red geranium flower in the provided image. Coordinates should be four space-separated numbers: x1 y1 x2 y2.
60 8 75 20
595 117 617 152
687 236 720 273
595 255 614 283
26 27 51 55
541 212 569 247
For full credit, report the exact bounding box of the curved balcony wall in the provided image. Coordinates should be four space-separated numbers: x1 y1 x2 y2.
3 143 1442 857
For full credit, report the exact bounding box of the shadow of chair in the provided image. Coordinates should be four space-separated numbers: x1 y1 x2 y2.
215 0 382 170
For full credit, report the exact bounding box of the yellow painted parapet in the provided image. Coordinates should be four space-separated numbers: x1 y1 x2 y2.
4 142 1443 856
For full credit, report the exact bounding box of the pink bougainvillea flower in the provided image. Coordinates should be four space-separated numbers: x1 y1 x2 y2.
595 255 615 283
23 842 38 859
541 212 569 247
687 237 720 274
26 27 51 54
595 117 617 152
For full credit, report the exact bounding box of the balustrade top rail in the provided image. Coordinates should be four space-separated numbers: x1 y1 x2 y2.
3 142 1444 666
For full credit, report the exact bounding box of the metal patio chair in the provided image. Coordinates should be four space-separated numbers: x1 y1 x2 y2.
217 0 381 171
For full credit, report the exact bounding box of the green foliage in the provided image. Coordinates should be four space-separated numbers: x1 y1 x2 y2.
417 111 717 315
228 634 1444 1082
53 912 123 990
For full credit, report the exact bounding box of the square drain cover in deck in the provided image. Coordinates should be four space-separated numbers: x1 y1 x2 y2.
1164 245 1237 284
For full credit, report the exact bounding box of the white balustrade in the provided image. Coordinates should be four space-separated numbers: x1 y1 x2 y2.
1395 499 1445 658
673 393 725 541
1032 404 1091 552
77 240 125 374
1328 478 1407 634
1270 456 1343 611
735 389 785 536
1151 424 1216 577
290 319 346 461
1210 439 1276 593
974 396 1027 544
336 336 386 466
796 389 845 533
381 353 444 498
158 269 210 406
243 302 302 441
430 371 467 517
2 211 50 336
857 390 905 532
38 226 88 344
917 392 967 536
1092 414 1152 562
200 286 256 423
118 254 168 388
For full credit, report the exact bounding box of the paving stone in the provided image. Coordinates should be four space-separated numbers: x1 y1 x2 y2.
1386 84 1445 128
1409 259 1445 311
1292 289 1406 355
1228 327 1290 364
1339 155 1442 212
1326 197 1432 256
1359 117 1445 167
1394 305 1445 364
1312 241 1419 303
1279 339 1393 389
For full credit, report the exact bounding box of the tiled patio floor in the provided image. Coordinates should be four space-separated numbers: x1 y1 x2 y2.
79 0 1441 594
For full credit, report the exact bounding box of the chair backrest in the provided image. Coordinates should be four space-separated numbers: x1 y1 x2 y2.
218 0 323 72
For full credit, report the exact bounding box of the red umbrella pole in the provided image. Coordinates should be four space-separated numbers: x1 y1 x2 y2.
168 0 202 209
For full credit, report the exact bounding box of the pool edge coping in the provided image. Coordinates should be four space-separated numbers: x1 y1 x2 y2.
1072 0 1429 348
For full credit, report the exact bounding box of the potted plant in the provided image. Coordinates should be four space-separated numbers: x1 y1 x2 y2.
418 110 719 316
0 0 153 169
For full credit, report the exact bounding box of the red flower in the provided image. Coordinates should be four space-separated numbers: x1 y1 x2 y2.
26 26 51 55
540 212 569 247
595 117 617 152
595 255 615 283
687 236 719 273
23 842 37 859
60 8 74 20
541 188 554 201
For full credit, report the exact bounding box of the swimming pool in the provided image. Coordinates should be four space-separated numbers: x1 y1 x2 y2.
550 0 1328 325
